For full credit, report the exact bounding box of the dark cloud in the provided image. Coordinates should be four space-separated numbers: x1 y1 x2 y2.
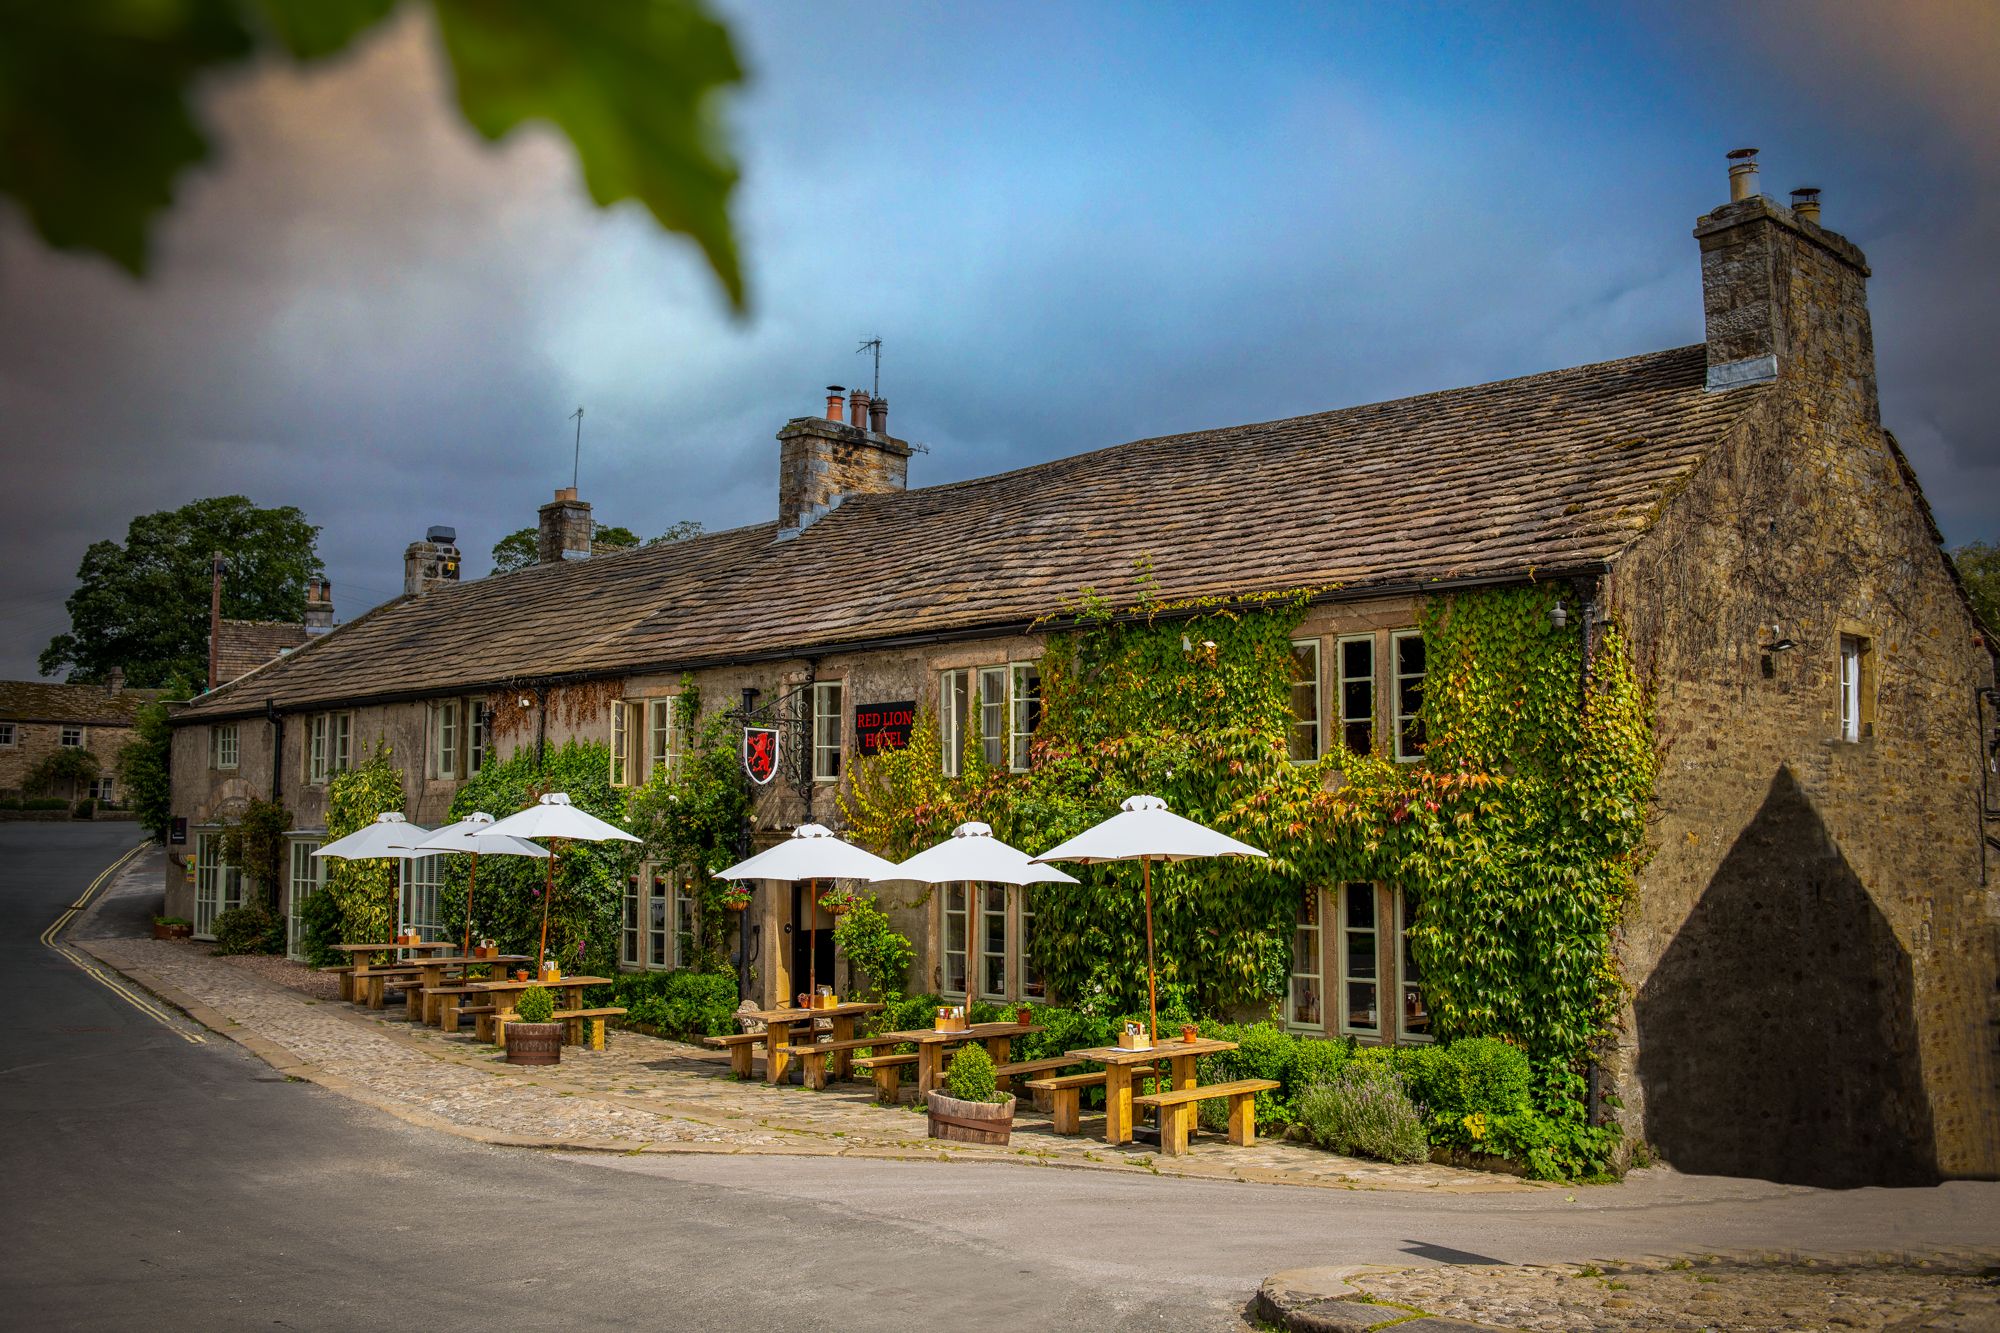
2 3 1994 679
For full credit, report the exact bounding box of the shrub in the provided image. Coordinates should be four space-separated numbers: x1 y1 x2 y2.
211 904 284 955
298 889 344 967
515 984 556 1025
71 798 96 819
1409 1037 1533 1122
1287 1035 1352 1103
831 894 913 1003
609 970 741 1041
875 991 944 1040
1219 1022 1297 1129
942 1043 1003 1103
1296 1063 1428 1164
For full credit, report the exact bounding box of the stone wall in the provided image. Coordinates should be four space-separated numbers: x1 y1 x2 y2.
776 416 911 533
0 719 132 799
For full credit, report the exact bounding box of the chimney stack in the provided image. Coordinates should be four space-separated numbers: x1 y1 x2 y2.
849 387 870 431
778 384 913 537
404 525 462 595
207 551 226 691
1727 146 1761 202
106 666 125 696
1790 186 1822 225
825 386 846 423
537 488 593 563
868 395 888 435
304 576 335 634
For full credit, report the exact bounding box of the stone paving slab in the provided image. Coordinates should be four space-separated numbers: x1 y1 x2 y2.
74 861 1533 1194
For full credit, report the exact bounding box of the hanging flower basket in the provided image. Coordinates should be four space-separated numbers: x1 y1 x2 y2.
817 886 862 916
719 886 753 912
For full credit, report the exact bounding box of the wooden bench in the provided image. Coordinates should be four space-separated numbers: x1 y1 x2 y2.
851 1052 919 1104
1024 1071 1111 1135
1129 1078 1280 1155
550 1006 626 1051
423 985 484 1029
318 964 356 1002
360 966 425 1011
778 1035 904 1090
990 1056 1083 1101
703 1031 766 1079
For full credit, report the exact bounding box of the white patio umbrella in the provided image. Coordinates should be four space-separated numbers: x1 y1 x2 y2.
718 823 900 1006
411 813 551 958
1033 795 1268 1042
311 811 432 861
483 793 641 969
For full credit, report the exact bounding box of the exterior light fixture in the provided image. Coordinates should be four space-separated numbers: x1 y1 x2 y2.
1763 623 1797 653
1550 601 1568 630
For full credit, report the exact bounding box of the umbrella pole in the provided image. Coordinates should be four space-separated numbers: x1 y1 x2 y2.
807 877 817 1005
461 853 479 959
538 839 559 969
1143 857 1159 1044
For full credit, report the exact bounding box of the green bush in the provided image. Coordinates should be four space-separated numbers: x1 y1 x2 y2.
211 904 283 955
609 970 740 1042
942 1042 1003 1103
1287 1035 1352 1102
1296 1063 1428 1164
1411 1038 1533 1121
298 889 343 967
20 797 69 811
515 984 556 1024
71 797 96 819
1213 1022 1297 1129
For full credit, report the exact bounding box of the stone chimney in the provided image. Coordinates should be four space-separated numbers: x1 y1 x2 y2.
404 525 462 596
537 488 593 563
1696 148 1876 414
777 386 913 539
304 576 335 634
105 667 125 695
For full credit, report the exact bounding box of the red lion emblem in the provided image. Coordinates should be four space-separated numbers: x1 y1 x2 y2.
742 728 780 785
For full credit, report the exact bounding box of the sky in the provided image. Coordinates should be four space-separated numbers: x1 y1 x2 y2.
2 1 1995 679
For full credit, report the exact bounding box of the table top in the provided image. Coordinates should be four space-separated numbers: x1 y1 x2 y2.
409 955 531 969
875 1021 1042 1045
1067 1037 1238 1064
333 941 456 954
470 975 613 992
751 1002 885 1023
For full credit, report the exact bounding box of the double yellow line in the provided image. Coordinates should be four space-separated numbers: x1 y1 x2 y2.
42 841 205 1043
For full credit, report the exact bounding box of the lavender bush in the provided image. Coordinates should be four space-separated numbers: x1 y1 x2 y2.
1295 1062 1429 1163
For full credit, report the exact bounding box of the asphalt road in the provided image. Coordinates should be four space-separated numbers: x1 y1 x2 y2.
3 825 1996 1332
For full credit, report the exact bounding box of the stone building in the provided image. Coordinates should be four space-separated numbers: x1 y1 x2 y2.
0 677 162 806
165 154 1999 1184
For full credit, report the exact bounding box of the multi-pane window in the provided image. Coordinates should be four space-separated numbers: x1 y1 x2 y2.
1839 635 1873 742
308 712 351 784
400 855 444 942
647 699 679 780
621 874 642 967
978 666 1008 767
211 724 239 770
1009 663 1041 771
60 726 84 748
1340 881 1380 1036
622 868 698 973
1397 885 1431 1042
812 680 844 783
468 701 489 775
1338 635 1376 757
1287 889 1323 1030
89 776 116 803
978 886 1008 999
610 699 631 787
1392 631 1426 761
193 830 245 940
942 884 969 996
939 669 971 777
432 700 460 779
674 877 698 968
287 840 321 961
0 722 14 746
1021 895 1044 1000
1288 639 1321 761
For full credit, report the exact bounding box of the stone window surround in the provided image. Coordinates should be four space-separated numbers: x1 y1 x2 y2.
610 694 683 789
936 881 1041 1003
1836 624 1878 744
1289 881 1431 1046
211 722 239 771
60 725 85 748
305 711 353 786
0 722 15 747
811 679 844 784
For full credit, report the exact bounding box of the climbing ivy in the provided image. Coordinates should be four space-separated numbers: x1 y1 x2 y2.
321 744 407 943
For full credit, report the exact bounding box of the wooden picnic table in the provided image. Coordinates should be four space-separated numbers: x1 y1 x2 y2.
745 1003 883 1085
1064 1036 1238 1146
396 955 531 1023
869 1020 1043 1098
471 976 614 1045
332 941 457 1009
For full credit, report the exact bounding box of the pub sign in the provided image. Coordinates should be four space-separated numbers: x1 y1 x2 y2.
855 700 915 756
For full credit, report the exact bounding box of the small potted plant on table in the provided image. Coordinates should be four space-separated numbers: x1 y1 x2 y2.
504 983 563 1066
926 1044 1015 1145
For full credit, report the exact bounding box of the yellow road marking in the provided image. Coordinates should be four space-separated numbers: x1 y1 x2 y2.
43 841 205 1044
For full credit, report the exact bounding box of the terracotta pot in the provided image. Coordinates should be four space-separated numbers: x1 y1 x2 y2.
927 1090 1015 1145
514 969 530 982
797 993 811 1009
725 900 748 912
504 1022 563 1066
1181 1025 1199 1044
1018 1007 1032 1026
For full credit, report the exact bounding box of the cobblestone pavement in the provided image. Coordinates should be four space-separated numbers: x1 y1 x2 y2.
1346 1254 2000 1331
78 865 1528 1193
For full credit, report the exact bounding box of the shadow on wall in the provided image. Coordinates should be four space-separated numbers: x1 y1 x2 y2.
1636 764 1937 1188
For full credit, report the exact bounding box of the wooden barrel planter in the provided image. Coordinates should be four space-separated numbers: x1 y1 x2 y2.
504 1022 564 1066
926 1091 1016 1145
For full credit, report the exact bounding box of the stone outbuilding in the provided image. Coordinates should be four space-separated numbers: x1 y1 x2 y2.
0 677 162 807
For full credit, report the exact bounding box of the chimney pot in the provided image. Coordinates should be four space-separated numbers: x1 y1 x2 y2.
849 387 869 431
868 395 888 435
1726 146 1761 202
1790 186 1821 225
305 576 336 633
825 386 846 423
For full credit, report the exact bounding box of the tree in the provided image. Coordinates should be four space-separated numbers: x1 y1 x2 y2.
489 519 704 575
1952 541 2000 632
39 496 321 687
1 1 745 306
117 691 183 841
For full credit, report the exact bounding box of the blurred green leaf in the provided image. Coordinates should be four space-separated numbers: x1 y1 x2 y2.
433 0 745 308
251 0 397 59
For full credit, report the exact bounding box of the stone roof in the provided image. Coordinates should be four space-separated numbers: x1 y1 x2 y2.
0 680 165 725
212 619 310 684
178 345 1764 719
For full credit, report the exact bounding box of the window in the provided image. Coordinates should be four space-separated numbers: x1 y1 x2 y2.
1287 888 1323 1030
468 700 489 775
89 776 115 804
812 680 844 783
287 839 322 961
1397 885 1431 1042
611 697 681 788
674 876 698 968
1393 631 1426 761
1021 894 1045 1000
1009 663 1041 771
978 885 1008 999
978 666 1008 768
211 724 238 770
647 698 679 781
621 874 642 967
622 867 696 974
1339 881 1380 1037
0 722 14 746
60 726 84 748
432 700 460 779
1338 635 1376 757
400 855 444 942
939 669 971 777
1288 639 1321 761
192 830 245 940
307 712 351 784
1838 635 1874 742
942 884 969 997
610 699 631 787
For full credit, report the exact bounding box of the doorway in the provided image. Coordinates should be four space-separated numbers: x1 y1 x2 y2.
789 884 836 1004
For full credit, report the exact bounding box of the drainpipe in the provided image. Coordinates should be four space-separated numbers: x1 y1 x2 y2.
266 699 283 806
534 685 549 773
